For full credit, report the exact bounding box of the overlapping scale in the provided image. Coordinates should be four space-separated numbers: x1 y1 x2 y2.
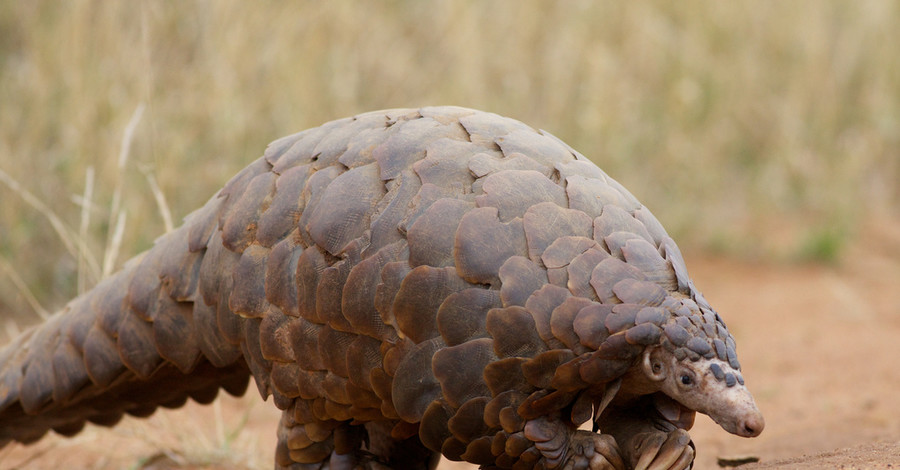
523 202 593 264
593 205 655 245
475 170 567 222
566 246 611 301
408 198 473 268
228 244 271 318
374 117 468 180
366 169 421 254
498 256 548 307
256 165 309 248
316 255 358 332
416 138 480 187
565 174 635 218
522 350 576 390
295 165 344 247
264 236 302 318
589 257 647 304
495 130 575 170
633 207 669 245
310 116 386 170
448 397 491 443
523 284 572 349
436 288 501 346
216 157 272 230
288 318 325 372
454 207 527 286
420 400 456 453
221 172 277 253
152 294 201 374
393 266 475 343
306 163 385 256
391 338 445 423
469 152 551 179
295 246 328 324
432 338 496 408
483 358 533 396
621 238 677 290
485 306 546 358
541 236 600 288
341 241 407 340
268 125 329 174
337 120 393 169
549 297 595 354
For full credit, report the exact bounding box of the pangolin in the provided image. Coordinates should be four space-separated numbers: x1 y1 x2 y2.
0 107 764 470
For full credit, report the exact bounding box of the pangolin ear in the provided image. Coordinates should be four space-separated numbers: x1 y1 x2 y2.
642 346 667 382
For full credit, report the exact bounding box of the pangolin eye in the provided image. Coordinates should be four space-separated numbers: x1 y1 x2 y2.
680 374 692 385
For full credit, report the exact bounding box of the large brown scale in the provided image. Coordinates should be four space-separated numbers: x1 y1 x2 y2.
0 107 764 469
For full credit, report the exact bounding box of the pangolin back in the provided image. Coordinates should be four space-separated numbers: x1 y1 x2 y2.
0 107 737 468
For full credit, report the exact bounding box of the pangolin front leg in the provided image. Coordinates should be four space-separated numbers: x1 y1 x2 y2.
599 399 695 470
523 415 624 469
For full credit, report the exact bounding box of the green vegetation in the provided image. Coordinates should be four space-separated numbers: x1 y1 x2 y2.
1 1 898 322
798 224 849 264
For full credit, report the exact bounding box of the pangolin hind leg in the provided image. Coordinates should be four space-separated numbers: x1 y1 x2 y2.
275 411 439 470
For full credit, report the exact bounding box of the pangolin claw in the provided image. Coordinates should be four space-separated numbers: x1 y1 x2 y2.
525 417 625 470
565 431 625 470
628 429 694 470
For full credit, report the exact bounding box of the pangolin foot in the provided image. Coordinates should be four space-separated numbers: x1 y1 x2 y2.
525 417 626 469
621 428 694 470
563 430 627 470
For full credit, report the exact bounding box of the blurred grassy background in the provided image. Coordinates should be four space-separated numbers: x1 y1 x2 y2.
1 0 898 322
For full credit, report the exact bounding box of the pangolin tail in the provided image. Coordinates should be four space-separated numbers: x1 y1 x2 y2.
0 193 252 446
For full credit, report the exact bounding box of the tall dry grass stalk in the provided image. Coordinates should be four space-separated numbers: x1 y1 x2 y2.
102 104 145 279
76 165 94 295
1 1 898 323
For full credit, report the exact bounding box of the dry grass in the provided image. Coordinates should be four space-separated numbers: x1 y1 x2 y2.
0 0 898 405
0 392 278 470
2 1 899 321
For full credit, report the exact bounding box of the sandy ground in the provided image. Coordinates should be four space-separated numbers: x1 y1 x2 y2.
1 228 899 469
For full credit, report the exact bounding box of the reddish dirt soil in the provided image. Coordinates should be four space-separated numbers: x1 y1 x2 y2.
2 229 899 469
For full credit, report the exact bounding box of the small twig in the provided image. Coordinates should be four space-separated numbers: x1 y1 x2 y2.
225 406 252 448
69 194 103 214
101 210 127 280
4 441 58 470
717 455 761 467
140 165 174 233
0 254 49 320
161 449 188 466
4 319 21 343
213 398 227 451
102 103 145 278
0 168 100 279
118 104 145 170
77 166 95 294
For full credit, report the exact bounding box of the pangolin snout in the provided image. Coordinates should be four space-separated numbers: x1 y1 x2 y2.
704 385 766 438
736 410 765 437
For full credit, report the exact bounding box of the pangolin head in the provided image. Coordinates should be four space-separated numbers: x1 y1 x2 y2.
623 292 765 438
575 283 765 438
